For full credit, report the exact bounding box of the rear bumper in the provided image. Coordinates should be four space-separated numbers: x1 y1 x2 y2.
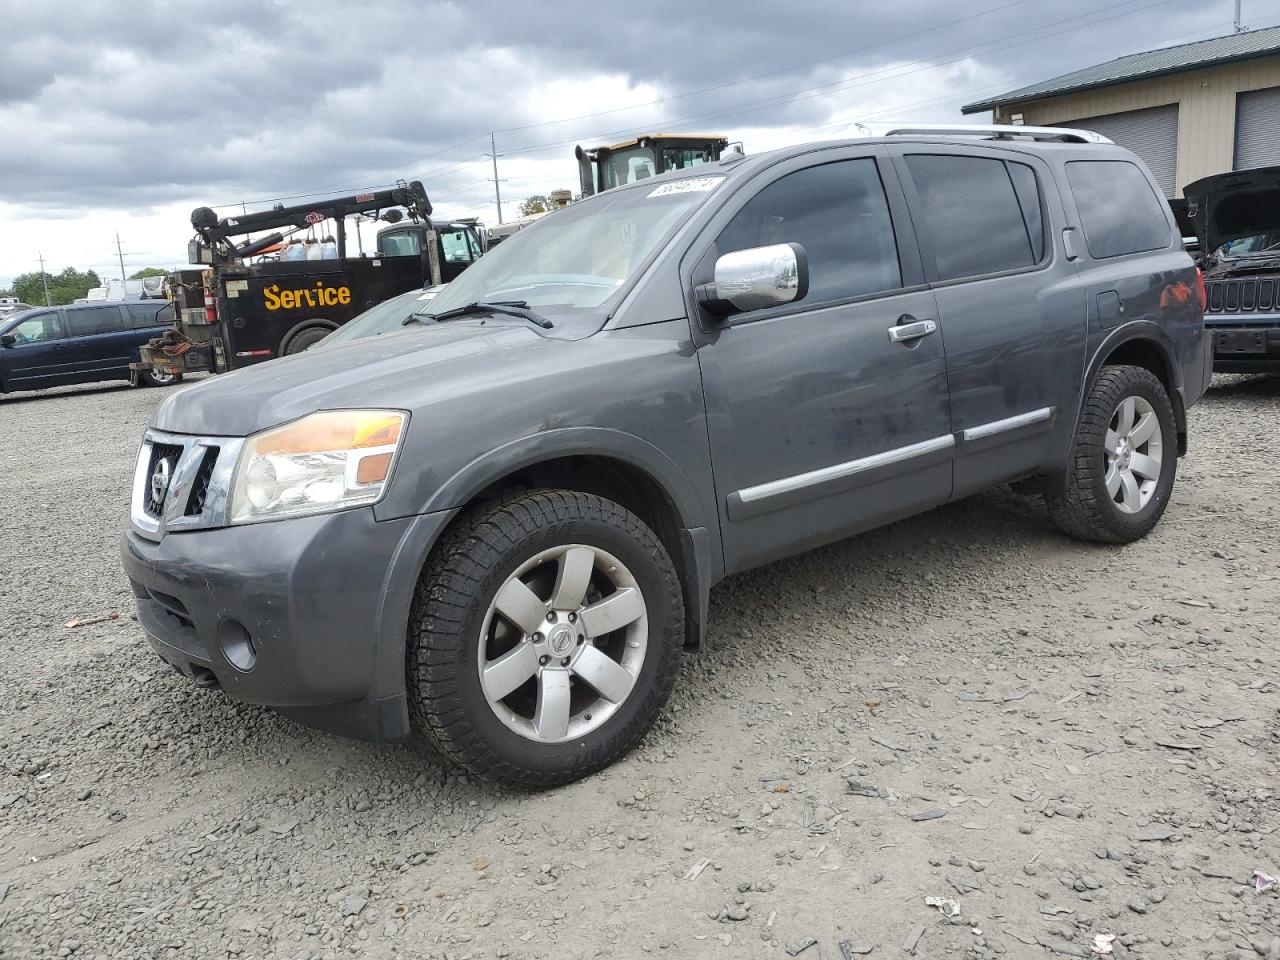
1206 316 1280 372
120 506 454 741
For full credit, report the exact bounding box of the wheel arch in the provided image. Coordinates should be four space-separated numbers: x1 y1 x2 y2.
1086 324 1186 455
409 430 715 649
280 318 338 354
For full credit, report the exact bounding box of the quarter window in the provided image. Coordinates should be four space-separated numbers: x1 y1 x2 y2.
714 158 902 307
905 155 1038 281
1007 162 1046 263
64 305 127 336
1066 160 1172 259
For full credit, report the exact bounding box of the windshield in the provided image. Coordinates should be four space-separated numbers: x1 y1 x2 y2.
1215 232 1280 259
1206 185 1280 259
321 289 433 346
420 178 720 329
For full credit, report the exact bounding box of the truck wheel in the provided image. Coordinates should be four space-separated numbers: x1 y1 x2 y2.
407 490 684 788
1046 365 1177 544
139 367 182 387
283 327 330 354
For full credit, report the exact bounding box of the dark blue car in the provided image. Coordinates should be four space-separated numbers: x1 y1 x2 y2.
0 300 177 393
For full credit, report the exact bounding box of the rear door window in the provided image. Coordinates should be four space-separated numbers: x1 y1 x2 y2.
713 157 903 307
904 154 1039 281
64 305 128 337
1065 160 1172 259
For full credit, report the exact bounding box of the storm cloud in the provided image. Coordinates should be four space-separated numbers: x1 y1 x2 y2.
0 0 1267 281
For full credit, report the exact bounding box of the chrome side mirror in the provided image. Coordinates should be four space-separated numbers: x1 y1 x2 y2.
697 242 809 317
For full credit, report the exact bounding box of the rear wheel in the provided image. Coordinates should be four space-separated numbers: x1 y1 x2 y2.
1046 364 1177 543
283 327 330 355
407 490 684 788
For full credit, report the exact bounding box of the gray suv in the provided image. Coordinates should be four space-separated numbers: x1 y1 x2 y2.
121 128 1208 787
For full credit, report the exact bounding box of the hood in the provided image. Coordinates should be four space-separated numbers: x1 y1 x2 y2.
1183 165 1280 257
153 321 547 436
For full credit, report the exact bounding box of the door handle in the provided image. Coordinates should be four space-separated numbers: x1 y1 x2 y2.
887 317 938 344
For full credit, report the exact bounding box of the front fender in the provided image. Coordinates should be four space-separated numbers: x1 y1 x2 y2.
403 426 710 534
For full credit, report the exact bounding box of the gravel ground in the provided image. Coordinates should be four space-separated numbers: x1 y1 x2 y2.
2 373 1279 960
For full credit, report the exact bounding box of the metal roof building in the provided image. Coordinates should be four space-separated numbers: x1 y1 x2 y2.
962 26 1280 197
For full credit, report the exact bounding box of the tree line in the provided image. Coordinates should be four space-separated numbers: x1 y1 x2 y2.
1 267 167 306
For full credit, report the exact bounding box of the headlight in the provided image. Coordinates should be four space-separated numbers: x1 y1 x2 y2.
229 410 406 524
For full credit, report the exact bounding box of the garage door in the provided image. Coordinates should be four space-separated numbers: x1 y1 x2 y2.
1235 86 1280 170
1063 105 1179 196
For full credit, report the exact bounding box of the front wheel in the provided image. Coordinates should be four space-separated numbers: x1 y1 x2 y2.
1045 364 1177 543
407 490 684 788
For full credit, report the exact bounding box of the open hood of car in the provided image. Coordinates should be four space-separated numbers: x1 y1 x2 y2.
1183 166 1280 256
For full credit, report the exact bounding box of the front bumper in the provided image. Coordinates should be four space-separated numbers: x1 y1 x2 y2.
1206 316 1280 371
120 506 453 741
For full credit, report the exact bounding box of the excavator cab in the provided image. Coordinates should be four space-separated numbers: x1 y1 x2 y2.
575 134 730 197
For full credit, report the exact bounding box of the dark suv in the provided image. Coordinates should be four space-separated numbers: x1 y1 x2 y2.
121 128 1208 788
1184 165 1280 372
1 300 177 393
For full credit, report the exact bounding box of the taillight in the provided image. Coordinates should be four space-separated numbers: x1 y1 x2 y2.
1195 268 1207 311
204 291 217 324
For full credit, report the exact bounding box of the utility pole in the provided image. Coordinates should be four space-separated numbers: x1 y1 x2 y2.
1234 0 1244 32
485 132 506 225
37 251 52 306
115 231 128 284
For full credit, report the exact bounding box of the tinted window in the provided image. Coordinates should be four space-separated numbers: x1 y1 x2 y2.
379 232 421 257
715 158 901 305
1007 162 1046 263
1066 160 1172 259
127 302 175 329
439 229 475 263
65 305 126 336
662 146 716 172
6 312 62 343
906 155 1036 280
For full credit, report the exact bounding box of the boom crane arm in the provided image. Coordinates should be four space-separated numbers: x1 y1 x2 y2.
190 181 432 262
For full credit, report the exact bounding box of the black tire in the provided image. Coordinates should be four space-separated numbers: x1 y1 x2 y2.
283 327 330 355
407 490 684 789
1045 365 1177 544
139 367 182 388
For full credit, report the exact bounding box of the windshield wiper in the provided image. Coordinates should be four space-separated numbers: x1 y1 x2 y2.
413 300 554 329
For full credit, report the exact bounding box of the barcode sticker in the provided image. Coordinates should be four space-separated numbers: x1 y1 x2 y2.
648 177 721 198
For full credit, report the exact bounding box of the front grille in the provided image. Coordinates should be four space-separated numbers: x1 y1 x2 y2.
132 430 241 538
185 447 220 516
1207 277 1278 315
144 443 184 516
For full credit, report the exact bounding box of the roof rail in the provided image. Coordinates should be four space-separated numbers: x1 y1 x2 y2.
877 123 1112 144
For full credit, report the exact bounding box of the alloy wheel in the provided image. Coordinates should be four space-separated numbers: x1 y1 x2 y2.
1104 395 1163 514
477 544 648 743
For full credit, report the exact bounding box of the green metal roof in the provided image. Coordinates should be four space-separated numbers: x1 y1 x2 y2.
962 25 1280 114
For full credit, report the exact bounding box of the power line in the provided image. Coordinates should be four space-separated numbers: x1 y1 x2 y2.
487 0 1037 136
219 0 1182 213
483 0 1178 164
458 14 1247 209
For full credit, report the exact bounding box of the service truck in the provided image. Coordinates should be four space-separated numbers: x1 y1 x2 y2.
135 181 483 378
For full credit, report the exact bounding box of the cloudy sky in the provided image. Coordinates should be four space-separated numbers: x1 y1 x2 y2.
2 0 1276 289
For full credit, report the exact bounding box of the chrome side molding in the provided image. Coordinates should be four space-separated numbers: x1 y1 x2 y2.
734 434 955 510
962 407 1054 443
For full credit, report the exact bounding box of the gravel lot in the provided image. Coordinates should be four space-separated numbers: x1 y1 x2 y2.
2 373 1279 960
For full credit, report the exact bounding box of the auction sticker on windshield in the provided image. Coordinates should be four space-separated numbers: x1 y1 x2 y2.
648 177 721 198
